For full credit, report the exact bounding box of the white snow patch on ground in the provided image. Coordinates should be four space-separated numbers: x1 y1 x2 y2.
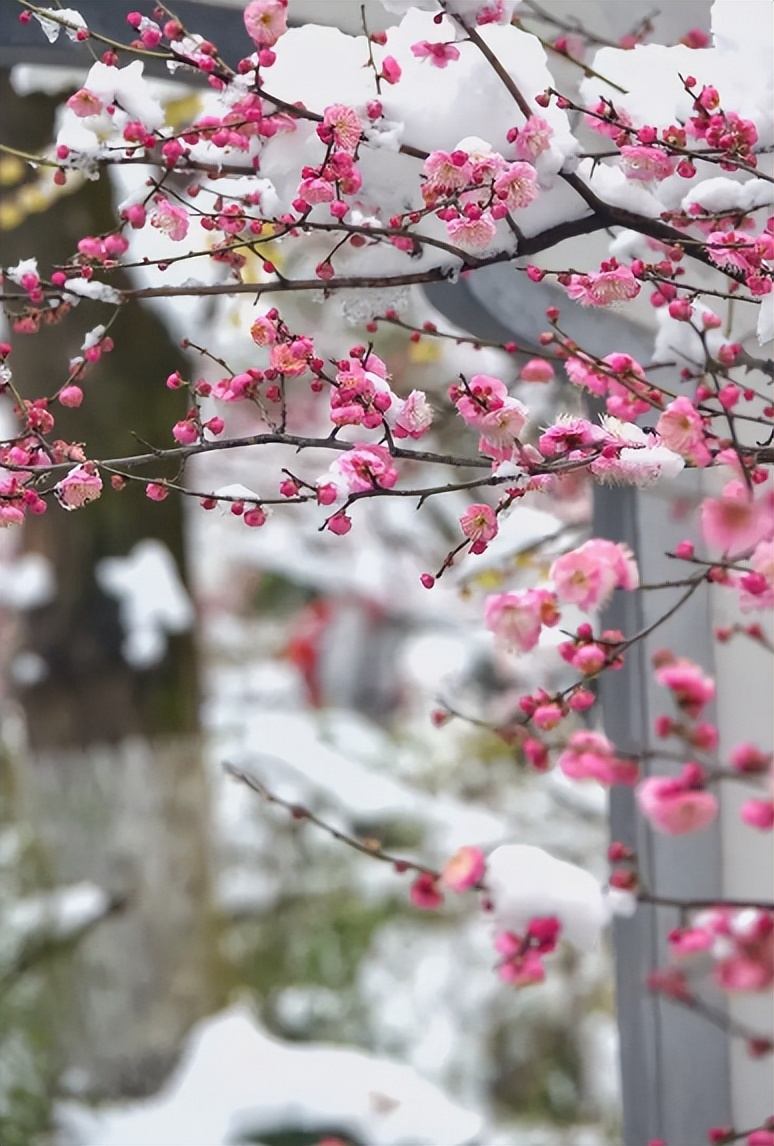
58 1003 484 1146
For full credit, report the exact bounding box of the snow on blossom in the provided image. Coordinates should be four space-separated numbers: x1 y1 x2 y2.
78 59 164 130
484 587 559 654
590 417 685 487
701 481 773 554
486 844 607 953
637 766 719 836
62 278 123 305
550 539 638 611
6 258 40 290
54 464 103 511
32 7 87 42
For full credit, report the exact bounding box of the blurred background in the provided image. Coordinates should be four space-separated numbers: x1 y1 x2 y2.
0 2 718 1143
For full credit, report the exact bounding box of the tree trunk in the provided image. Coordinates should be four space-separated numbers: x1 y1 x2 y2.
1 73 219 1099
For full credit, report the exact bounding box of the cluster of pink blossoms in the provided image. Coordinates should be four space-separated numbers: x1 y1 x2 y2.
420 137 542 253
668 906 774 994
557 731 639 786
448 374 528 462
563 352 661 421
330 349 433 439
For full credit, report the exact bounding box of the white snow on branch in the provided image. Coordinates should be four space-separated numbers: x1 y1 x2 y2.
486 843 607 952
62 278 123 305
32 7 87 43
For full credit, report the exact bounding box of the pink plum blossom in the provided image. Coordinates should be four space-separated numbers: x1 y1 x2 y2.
741 799 774 831
656 397 712 467
484 588 560 653
59 384 84 408
410 40 461 68
550 539 639 610
440 846 486 891
295 177 335 206
705 230 760 275
539 415 605 459
325 511 352 535
513 115 553 161
321 104 362 153
410 873 443 909
391 390 434 439
422 150 473 204
381 56 402 84
446 210 498 252
520 359 554 383
460 503 498 544
619 145 677 182
565 265 640 307
243 0 288 47
249 315 278 346
150 196 189 241
66 88 105 117
54 464 103 511
478 397 528 445
701 481 772 554
637 766 719 835
493 162 539 210
735 541 774 611
269 338 314 377
655 658 715 718
452 374 508 428
330 443 398 492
